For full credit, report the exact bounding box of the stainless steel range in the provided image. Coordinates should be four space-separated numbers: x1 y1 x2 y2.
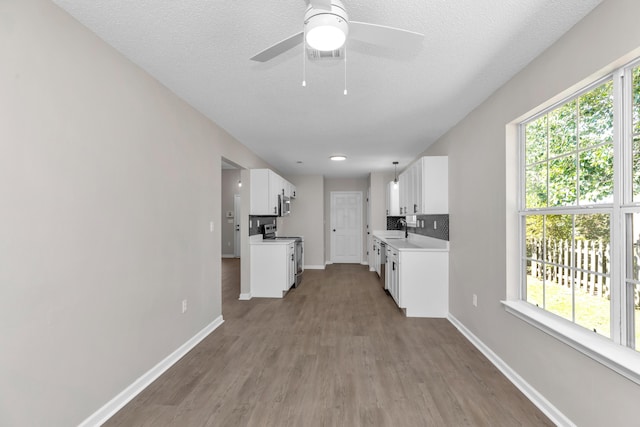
262 224 303 287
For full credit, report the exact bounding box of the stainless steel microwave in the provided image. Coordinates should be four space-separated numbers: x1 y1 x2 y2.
278 194 290 217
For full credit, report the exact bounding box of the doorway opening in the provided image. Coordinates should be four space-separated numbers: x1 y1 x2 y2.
221 158 244 313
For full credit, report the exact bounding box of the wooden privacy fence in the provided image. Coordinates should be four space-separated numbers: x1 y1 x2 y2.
527 238 610 300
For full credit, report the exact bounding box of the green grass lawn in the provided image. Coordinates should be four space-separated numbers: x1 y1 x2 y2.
526 275 640 350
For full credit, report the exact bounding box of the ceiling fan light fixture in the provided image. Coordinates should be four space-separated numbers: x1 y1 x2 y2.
306 14 348 51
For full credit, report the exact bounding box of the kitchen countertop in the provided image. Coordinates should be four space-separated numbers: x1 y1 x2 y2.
372 231 449 252
249 235 297 245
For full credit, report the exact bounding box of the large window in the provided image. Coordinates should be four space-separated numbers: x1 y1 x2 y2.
520 62 640 352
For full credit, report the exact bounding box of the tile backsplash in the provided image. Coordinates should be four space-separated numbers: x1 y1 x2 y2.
386 216 405 230
388 214 449 241
412 214 449 241
249 216 277 236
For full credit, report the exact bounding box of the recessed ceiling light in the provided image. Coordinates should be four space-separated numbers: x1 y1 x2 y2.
330 155 347 161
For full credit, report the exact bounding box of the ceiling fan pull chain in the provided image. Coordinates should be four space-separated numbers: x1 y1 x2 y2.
302 28 307 87
343 43 348 95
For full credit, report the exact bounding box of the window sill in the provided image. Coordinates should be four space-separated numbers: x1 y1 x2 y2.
502 300 640 386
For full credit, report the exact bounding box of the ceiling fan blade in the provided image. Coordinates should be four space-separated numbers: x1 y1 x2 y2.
349 21 424 48
309 0 332 11
250 32 304 62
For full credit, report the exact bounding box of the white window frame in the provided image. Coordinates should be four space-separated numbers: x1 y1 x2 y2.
503 58 640 385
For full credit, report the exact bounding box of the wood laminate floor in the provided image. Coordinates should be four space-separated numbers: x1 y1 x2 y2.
105 260 553 427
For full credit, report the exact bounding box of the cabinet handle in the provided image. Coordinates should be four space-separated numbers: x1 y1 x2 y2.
393 262 396 271
414 204 417 213
274 206 277 214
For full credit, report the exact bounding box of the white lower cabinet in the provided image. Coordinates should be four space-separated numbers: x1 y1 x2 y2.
372 237 381 276
396 250 448 317
378 237 449 317
387 247 399 303
287 243 295 290
250 241 296 298
385 246 391 291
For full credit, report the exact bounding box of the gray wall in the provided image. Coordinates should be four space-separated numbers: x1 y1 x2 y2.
0 0 273 425
324 177 369 263
279 175 325 267
420 0 640 424
221 169 241 256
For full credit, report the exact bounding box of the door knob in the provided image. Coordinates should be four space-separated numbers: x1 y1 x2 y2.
333 229 336 232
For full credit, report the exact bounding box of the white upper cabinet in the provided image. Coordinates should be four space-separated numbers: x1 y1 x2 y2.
250 169 280 215
397 156 448 216
387 180 400 216
250 169 296 216
282 180 298 199
399 169 409 215
419 156 448 214
283 180 292 198
269 171 284 203
399 162 416 215
413 160 423 214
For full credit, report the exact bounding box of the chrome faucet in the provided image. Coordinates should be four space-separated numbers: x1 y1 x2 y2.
398 218 408 239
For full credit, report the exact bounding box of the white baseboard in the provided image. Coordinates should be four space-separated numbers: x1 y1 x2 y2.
304 265 325 270
238 293 252 300
325 261 333 265
221 254 237 259
447 314 574 427
78 315 224 427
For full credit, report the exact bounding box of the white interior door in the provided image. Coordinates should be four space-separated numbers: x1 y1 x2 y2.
330 191 362 263
234 194 241 257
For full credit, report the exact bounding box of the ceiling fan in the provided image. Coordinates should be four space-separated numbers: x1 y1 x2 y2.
250 0 424 62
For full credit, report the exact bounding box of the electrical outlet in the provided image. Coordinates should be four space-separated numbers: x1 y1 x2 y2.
182 299 188 313
227 241 231 247
209 221 214 232
472 294 478 307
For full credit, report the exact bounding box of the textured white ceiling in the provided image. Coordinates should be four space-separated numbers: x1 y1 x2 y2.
52 0 601 178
